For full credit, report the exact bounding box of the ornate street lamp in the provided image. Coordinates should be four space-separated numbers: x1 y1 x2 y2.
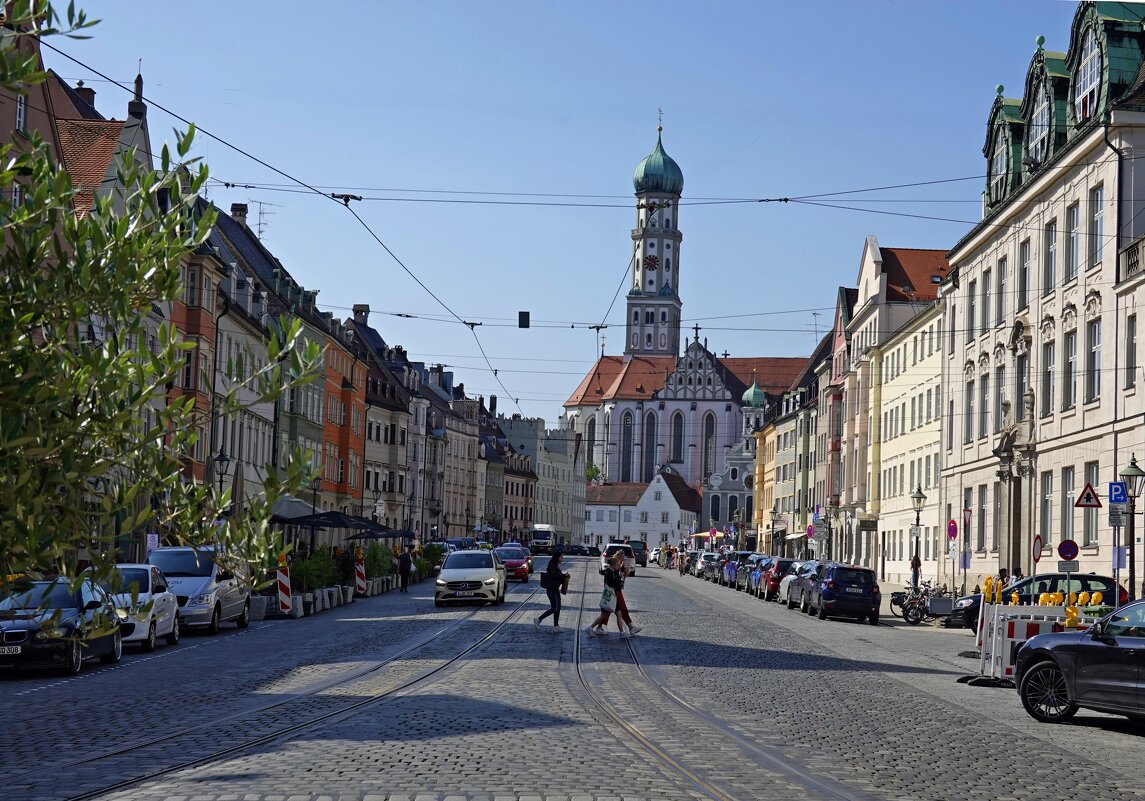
910 484 927 589
769 504 783 556
372 488 382 523
1120 455 1145 600
212 448 230 495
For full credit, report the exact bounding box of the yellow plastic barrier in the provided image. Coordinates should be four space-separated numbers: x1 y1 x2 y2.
1064 606 1079 629
1078 591 1091 606
1092 591 1104 606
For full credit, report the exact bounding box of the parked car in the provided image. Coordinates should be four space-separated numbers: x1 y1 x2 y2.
701 553 726 582
805 563 880 624
721 551 755 587
650 547 662 564
565 544 589 557
434 549 507 606
94 564 180 650
950 573 1126 633
601 543 636 576
744 555 772 594
693 551 718 578
1015 599 1145 723
146 546 251 634
493 546 530 582
628 540 649 567
762 558 795 601
782 560 819 609
0 578 125 675
586 545 601 557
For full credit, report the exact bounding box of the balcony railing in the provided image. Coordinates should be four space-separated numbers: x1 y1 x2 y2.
1121 232 1145 282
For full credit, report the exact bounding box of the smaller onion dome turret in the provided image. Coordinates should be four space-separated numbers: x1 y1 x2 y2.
633 128 684 196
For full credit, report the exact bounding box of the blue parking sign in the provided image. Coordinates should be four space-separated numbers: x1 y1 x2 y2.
1110 481 1129 504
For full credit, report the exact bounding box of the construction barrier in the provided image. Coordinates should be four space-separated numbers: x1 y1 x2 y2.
355 558 367 595
277 562 292 615
977 604 1100 681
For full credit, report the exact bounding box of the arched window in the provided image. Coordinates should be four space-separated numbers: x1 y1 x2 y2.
728 495 739 521
642 411 658 481
670 412 684 462
702 413 716 478
1028 78 1051 164
711 494 721 522
660 310 667 323
746 494 754 524
1074 28 1101 122
988 126 1007 203
587 418 597 469
730 467 739 481
621 412 634 482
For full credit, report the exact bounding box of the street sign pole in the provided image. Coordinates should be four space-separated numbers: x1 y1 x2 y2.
1114 525 1122 599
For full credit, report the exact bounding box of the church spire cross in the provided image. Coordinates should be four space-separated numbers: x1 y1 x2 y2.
657 107 663 132
722 350 730 359
692 324 701 342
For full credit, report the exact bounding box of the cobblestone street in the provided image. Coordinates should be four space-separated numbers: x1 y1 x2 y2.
6 558 1145 801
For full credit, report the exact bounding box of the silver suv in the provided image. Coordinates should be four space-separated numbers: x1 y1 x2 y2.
146 546 251 633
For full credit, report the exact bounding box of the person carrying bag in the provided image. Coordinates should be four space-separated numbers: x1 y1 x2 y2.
535 552 569 631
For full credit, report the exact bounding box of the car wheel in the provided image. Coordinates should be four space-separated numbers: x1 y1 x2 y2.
786 591 797 610
869 612 879 625
165 616 180 646
236 600 251 629
1019 660 1078 723
206 605 221 635
141 621 157 652
800 593 810 614
101 629 122 664
817 602 827 620
62 639 83 675
434 599 444 608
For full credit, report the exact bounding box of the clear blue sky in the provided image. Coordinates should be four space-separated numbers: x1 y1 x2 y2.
56 1 1079 424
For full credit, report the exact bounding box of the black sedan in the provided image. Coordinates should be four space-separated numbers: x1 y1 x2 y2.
1015 599 1145 723
0 579 126 675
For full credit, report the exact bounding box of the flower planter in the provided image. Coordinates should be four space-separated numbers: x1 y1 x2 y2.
342 585 354 604
249 595 267 621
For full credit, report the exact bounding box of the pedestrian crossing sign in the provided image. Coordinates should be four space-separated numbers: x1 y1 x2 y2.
1074 482 1102 509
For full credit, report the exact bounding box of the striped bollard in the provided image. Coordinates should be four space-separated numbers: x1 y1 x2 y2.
277 559 292 615
355 559 367 595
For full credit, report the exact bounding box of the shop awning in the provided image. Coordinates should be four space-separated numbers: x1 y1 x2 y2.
785 532 807 540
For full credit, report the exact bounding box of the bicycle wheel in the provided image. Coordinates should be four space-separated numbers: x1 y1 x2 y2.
903 600 925 625
889 592 905 618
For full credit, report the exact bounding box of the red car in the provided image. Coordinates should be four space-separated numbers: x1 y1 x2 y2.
494 547 530 582
762 558 795 601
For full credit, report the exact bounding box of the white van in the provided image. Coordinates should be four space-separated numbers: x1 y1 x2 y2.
146 546 251 634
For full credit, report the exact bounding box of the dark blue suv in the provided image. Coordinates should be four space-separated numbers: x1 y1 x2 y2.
806 563 880 625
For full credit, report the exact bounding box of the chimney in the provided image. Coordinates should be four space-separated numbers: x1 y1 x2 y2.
490 395 497 415
231 203 248 226
352 304 370 324
73 80 96 110
127 73 146 119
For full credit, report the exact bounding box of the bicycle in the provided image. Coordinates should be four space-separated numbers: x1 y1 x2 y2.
901 581 952 625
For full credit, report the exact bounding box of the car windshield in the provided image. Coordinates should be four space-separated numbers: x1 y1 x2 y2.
834 568 874 585
701 554 717 562
774 559 793 572
629 542 647 551
444 553 493 570
0 582 74 610
99 567 150 593
494 548 525 560
148 549 215 577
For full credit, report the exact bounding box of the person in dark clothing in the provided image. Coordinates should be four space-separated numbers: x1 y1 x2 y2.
398 545 415 592
535 551 569 631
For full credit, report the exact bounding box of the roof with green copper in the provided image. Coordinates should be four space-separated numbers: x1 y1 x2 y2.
633 132 684 195
741 376 767 408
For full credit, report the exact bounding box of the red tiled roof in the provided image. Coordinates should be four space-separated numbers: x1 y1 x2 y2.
565 355 676 406
721 357 808 396
586 482 647 506
56 118 123 217
880 247 950 303
661 472 701 513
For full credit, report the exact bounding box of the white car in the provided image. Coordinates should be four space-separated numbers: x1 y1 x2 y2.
434 549 506 607
693 551 718 577
147 546 251 633
650 547 662 564
600 543 635 576
98 564 180 651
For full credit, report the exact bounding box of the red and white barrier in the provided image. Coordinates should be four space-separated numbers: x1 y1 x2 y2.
978 604 1096 680
355 559 367 595
277 564 292 615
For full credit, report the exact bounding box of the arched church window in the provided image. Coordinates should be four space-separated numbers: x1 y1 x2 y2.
728 495 739 521
642 411 657 481
711 494 721 522
702 413 716 478
646 333 652 348
632 333 638 348
633 311 639 322
731 467 739 481
666 258 671 270
587 418 596 468
660 334 666 348
670 412 683 462
621 412 634 482
707 376 712 385
661 311 667 323
665 218 671 227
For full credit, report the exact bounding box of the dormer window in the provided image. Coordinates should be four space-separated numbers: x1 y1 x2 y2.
989 126 1008 204
1074 28 1101 123
1028 79 1051 164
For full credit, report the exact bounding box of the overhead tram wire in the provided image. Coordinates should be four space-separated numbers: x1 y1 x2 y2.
41 39 526 415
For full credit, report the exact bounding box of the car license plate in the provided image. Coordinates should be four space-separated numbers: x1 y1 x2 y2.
456 591 474 597
0 645 21 655
845 587 862 594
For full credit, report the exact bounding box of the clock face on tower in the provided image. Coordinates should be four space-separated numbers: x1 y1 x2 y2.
644 254 660 270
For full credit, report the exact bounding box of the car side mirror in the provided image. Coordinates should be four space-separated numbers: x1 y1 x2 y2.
154 584 166 594
216 570 234 582
85 599 101 610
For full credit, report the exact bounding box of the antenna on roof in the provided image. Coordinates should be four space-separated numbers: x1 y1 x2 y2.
812 311 821 340
248 198 282 239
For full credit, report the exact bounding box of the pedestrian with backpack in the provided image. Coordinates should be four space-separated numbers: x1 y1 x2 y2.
535 551 568 631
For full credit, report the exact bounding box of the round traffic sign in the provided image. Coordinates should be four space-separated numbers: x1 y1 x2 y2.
947 519 958 541
1057 539 1079 561
806 524 815 540
1032 535 1043 563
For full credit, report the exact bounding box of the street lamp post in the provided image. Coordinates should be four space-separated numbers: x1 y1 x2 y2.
372 488 381 523
770 504 783 556
910 484 927 590
308 476 321 554
1120 455 1145 601
212 448 230 495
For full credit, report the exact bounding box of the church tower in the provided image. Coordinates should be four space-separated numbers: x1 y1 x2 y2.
625 126 683 357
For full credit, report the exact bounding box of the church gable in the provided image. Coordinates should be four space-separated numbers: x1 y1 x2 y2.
662 340 729 400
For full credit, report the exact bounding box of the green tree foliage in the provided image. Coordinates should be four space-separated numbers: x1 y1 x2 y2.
0 2 321 592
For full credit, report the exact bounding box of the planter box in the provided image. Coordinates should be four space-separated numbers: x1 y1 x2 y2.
342 585 354 604
291 595 305 618
327 587 339 608
250 595 267 621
